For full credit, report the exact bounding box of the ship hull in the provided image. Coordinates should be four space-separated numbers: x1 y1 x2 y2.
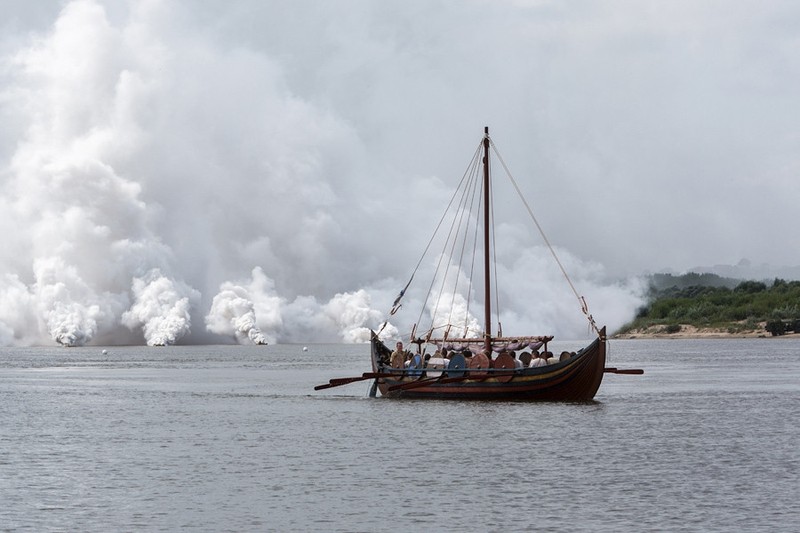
370 328 606 401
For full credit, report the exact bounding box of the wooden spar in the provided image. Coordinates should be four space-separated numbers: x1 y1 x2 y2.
483 126 492 355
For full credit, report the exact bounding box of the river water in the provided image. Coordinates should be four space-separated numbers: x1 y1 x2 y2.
1 338 798 532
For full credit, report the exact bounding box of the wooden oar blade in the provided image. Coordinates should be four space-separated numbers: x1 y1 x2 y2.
604 367 644 375
314 378 364 390
328 373 376 385
315 371 401 391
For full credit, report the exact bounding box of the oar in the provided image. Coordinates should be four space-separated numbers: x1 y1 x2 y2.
604 367 644 375
314 372 399 391
328 372 388 384
315 378 366 391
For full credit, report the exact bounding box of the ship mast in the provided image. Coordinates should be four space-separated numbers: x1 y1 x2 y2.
482 126 492 355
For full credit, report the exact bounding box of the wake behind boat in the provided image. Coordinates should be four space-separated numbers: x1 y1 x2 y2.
317 128 640 400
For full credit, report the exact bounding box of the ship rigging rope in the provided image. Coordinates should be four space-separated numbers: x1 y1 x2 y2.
489 141 601 337
388 142 483 319
382 135 601 341
418 143 484 337
489 159 501 336
464 174 483 335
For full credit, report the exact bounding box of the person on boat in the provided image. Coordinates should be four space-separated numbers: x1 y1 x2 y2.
391 341 406 369
510 351 523 369
426 347 450 369
529 351 547 368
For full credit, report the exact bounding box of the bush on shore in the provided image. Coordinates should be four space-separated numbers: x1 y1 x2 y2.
617 275 800 336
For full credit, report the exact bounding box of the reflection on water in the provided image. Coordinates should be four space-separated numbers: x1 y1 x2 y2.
1 339 798 532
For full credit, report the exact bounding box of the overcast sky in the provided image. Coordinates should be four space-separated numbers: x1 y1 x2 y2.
0 0 797 346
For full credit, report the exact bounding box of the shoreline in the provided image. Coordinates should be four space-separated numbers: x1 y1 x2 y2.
613 323 800 340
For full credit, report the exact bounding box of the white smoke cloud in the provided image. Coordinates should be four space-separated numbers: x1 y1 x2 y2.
0 256 125 347
34 257 102 347
403 246 643 341
260 291 395 344
206 290 262 344
204 269 396 344
122 269 199 346
427 292 483 340
206 267 279 345
2 0 715 346
0 275 40 346
421 261 484 339
322 290 398 343
492 245 646 338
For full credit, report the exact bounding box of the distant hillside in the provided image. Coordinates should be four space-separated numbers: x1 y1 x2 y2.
682 259 800 282
648 272 741 292
617 273 800 337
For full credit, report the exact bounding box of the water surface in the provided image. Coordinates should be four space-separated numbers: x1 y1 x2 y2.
1 339 798 531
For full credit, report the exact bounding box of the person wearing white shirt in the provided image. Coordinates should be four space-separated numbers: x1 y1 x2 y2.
529 351 548 367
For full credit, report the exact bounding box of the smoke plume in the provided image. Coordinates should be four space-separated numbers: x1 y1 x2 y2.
206 267 277 345
122 269 198 346
0 0 662 346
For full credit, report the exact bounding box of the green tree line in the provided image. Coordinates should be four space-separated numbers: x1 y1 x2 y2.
618 274 800 336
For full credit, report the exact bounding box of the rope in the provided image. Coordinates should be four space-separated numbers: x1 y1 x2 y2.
437 160 478 330
490 141 602 337
410 142 484 337
390 142 483 328
489 152 501 334
386 132 602 341
463 176 482 336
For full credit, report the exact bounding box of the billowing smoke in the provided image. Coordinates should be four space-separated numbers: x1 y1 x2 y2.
207 293 268 345
35 257 102 347
423 262 483 339
206 267 278 345
491 245 646 338
204 269 397 344
322 290 399 343
427 292 483 340
0 256 124 347
122 269 199 346
0 1 653 347
386 246 646 342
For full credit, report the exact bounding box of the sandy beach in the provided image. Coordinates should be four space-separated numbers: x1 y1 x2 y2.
613 323 800 340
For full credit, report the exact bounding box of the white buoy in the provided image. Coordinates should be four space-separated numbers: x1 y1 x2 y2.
302 346 308 352
102 349 108 355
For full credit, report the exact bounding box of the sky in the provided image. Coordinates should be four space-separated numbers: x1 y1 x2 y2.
0 0 797 346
